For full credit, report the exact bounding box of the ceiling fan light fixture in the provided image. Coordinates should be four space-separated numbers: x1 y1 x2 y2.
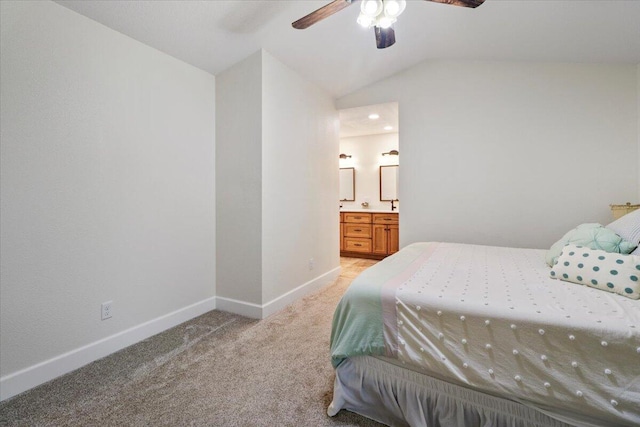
293 0 485 49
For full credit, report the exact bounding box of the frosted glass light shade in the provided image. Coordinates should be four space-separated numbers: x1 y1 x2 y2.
361 0 383 18
357 13 374 28
384 0 406 18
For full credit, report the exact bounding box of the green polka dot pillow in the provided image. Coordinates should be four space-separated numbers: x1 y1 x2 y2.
550 244 640 299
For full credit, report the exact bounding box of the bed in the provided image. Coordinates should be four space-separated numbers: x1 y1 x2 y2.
328 242 640 426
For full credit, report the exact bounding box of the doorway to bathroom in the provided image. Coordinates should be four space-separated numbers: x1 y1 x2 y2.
338 102 399 260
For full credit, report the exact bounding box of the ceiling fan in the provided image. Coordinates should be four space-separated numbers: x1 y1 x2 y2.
292 0 485 49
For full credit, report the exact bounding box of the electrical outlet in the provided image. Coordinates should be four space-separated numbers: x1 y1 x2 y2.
308 258 315 270
101 301 113 320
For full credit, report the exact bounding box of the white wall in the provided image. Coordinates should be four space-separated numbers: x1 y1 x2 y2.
337 61 638 250
216 51 263 305
0 1 216 400
638 64 640 201
216 50 339 318
339 133 399 211
262 51 339 304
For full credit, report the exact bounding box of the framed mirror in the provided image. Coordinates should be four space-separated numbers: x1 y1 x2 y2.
380 165 399 201
339 167 355 201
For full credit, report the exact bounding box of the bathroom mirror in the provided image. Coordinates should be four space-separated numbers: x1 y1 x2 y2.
339 167 355 201
380 165 399 201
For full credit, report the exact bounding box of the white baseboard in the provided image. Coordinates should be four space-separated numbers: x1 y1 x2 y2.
0 297 216 402
215 296 263 319
216 267 341 319
262 267 340 318
1 268 341 401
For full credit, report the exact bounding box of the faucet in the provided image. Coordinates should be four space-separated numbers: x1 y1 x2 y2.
390 199 397 211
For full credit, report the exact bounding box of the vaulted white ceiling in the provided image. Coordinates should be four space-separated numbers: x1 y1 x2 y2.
56 0 640 98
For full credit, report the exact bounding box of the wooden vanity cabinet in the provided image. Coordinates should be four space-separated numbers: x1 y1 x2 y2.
340 212 398 259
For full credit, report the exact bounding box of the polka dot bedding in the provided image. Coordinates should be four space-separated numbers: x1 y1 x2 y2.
391 242 639 426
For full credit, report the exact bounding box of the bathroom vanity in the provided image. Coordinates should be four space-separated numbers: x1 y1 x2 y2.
340 210 399 259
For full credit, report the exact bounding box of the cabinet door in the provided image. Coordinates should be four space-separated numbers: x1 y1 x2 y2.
340 222 344 251
387 224 399 255
372 224 388 254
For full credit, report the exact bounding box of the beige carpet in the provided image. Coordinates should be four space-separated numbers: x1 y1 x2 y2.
0 258 384 427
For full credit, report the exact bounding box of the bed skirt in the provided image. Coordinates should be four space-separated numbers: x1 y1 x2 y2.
328 356 583 427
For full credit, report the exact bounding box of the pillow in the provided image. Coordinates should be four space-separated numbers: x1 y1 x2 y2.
606 208 640 247
550 244 640 299
545 223 636 267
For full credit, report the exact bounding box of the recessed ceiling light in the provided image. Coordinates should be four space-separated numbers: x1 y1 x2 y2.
383 125 393 131
368 113 380 120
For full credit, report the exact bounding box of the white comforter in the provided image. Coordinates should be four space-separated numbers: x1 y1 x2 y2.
391 243 639 425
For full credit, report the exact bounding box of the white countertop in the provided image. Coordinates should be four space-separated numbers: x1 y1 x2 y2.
340 209 399 214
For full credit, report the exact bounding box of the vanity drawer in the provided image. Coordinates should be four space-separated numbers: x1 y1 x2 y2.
373 213 398 225
344 213 372 224
344 223 372 238
344 238 372 253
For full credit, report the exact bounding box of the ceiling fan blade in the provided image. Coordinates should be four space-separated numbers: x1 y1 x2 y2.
424 0 485 8
292 0 354 30
375 26 395 49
